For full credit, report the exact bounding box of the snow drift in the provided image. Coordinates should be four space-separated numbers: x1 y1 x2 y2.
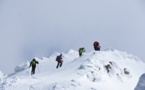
0 49 145 90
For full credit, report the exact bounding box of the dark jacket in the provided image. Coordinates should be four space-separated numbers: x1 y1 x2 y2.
29 59 39 67
56 55 62 62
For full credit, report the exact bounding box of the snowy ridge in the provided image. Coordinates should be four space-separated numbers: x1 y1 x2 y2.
0 49 145 90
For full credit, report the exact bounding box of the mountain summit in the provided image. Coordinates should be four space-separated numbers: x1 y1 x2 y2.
0 49 144 90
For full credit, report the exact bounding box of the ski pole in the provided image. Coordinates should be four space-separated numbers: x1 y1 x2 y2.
37 64 40 73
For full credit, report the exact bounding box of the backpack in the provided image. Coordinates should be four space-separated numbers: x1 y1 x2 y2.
56 56 62 61
31 60 36 65
56 56 59 61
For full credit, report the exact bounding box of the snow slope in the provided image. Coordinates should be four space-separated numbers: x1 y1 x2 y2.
0 49 145 90
134 73 145 90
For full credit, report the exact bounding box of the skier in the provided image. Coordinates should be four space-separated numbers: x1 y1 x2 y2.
29 58 39 75
56 54 63 69
78 47 85 57
93 41 101 51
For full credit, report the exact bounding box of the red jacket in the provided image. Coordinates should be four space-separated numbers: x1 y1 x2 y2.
93 42 99 47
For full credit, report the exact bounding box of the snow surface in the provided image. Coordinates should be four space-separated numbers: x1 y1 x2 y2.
134 73 145 90
0 49 145 90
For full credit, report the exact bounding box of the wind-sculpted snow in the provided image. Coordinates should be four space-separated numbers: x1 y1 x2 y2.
15 61 30 72
0 49 145 90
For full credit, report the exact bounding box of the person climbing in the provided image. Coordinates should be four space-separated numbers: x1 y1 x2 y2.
29 58 39 75
56 54 63 69
93 41 101 51
78 47 86 57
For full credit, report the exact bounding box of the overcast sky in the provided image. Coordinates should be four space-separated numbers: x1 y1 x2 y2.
0 0 145 74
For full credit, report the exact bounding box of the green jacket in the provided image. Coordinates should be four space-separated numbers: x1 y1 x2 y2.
79 48 85 54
